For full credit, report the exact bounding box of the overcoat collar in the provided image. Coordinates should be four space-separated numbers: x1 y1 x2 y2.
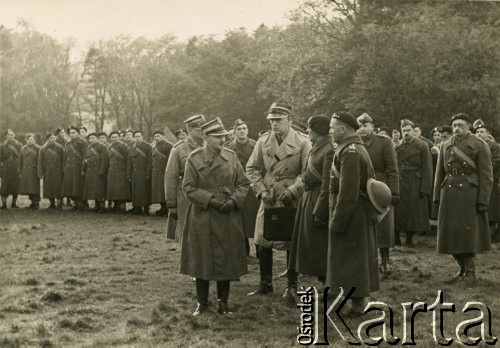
263 127 300 165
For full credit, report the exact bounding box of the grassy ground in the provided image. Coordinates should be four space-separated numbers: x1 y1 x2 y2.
0 197 499 347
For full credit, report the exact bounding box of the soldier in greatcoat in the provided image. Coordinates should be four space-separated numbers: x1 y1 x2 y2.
434 113 493 284
18 133 41 209
225 119 259 255
0 129 22 209
54 128 70 206
246 102 311 298
180 117 249 316
38 134 64 208
288 116 334 297
82 133 109 212
128 130 152 215
164 114 205 242
326 112 379 316
62 126 88 210
357 113 399 272
395 119 433 246
472 119 500 243
107 131 130 213
151 130 172 216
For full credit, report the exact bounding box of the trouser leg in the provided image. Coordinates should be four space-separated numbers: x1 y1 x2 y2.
193 278 209 316
216 280 231 314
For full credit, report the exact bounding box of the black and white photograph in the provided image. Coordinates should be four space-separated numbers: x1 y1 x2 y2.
0 0 499 346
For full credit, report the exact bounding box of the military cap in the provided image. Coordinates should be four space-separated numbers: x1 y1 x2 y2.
133 130 142 136
86 132 97 139
153 129 165 136
307 115 330 136
400 119 415 128
441 125 452 134
450 113 471 124
332 111 359 130
79 126 87 132
201 117 229 136
97 132 107 137
68 126 79 133
175 128 186 137
233 119 246 129
431 126 443 136
377 127 390 135
109 131 120 137
54 127 63 136
124 129 134 135
184 114 206 127
472 119 488 133
357 113 374 125
267 102 292 119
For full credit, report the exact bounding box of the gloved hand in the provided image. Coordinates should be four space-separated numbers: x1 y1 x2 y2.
477 204 488 213
208 198 224 210
313 214 327 227
219 199 236 213
260 191 274 206
169 207 178 219
279 189 295 207
391 194 400 206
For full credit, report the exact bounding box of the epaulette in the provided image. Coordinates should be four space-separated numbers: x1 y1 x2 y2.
173 139 186 148
259 130 270 138
190 147 204 156
223 147 236 154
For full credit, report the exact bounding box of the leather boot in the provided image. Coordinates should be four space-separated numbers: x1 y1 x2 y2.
380 248 390 273
461 255 476 286
282 268 298 306
217 281 232 315
11 195 18 208
0 196 7 209
405 231 414 247
247 246 273 295
49 199 56 209
279 250 291 278
193 279 209 316
446 255 465 283
142 206 150 216
56 199 63 209
346 297 365 317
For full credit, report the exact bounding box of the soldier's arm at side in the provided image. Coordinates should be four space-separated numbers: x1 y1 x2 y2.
330 149 361 234
245 137 267 197
313 149 334 220
182 156 213 210
164 147 180 208
420 142 433 195
477 140 493 207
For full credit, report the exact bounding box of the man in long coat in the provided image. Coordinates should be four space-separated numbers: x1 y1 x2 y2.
82 133 109 212
164 114 205 242
18 133 41 209
395 119 433 246
246 102 311 298
107 131 130 213
181 117 249 316
434 113 493 284
225 119 259 255
151 130 172 216
473 119 500 242
0 129 22 209
326 112 379 316
289 116 334 295
128 130 152 215
62 126 88 210
357 113 399 272
38 134 64 208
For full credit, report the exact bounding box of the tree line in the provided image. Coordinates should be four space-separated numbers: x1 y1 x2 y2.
1 0 499 140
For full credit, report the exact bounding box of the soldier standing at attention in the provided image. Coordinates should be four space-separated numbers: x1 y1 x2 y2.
107 131 130 213
357 113 399 272
246 102 311 298
0 129 22 209
38 133 64 209
151 130 172 216
225 119 258 256
164 114 205 242
62 126 88 210
128 130 152 215
434 113 493 284
18 133 41 209
395 119 433 246
82 133 109 213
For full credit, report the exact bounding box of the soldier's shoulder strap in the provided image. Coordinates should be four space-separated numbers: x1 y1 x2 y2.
189 147 204 157
173 139 186 148
222 147 235 154
451 145 477 170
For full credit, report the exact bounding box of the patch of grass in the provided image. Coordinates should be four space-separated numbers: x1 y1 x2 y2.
40 291 63 303
24 278 38 286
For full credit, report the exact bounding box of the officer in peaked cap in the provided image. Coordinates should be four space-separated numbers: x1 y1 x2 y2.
246 102 311 301
151 129 172 216
164 114 206 242
180 117 249 316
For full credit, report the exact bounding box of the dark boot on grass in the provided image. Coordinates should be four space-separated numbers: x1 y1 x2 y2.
247 246 273 296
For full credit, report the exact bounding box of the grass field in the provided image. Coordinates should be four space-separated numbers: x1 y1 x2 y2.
0 197 499 347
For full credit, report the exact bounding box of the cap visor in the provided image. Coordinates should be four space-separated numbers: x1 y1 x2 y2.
267 114 288 120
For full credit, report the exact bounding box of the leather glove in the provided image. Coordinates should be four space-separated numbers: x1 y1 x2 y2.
208 197 224 210
260 191 274 206
219 199 236 213
391 194 400 206
169 207 178 219
477 204 488 213
313 214 327 228
279 189 295 207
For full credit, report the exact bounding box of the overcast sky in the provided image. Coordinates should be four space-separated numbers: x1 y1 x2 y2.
1 0 300 43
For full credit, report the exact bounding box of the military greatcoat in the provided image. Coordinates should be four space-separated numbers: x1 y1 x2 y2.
37 142 64 199
246 127 311 248
164 137 203 241
151 139 172 204
62 137 88 198
289 135 334 278
82 142 109 201
363 133 399 248
325 135 379 298
128 140 152 207
18 143 40 195
485 139 500 222
395 136 433 232
107 140 130 201
180 146 249 280
226 138 259 238
0 139 22 195
434 132 493 254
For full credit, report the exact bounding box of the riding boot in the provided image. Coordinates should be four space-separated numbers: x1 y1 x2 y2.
380 248 390 273
247 246 273 295
461 254 476 285
446 254 466 283
279 250 290 278
49 198 56 209
217 281 232 314
193 279 209 316
282 268 298 306
346 297 365 317
405 231 414 247
11 195 18 208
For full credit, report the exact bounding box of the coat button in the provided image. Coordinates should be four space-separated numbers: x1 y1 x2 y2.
459 184 463 187
448 185 452 188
